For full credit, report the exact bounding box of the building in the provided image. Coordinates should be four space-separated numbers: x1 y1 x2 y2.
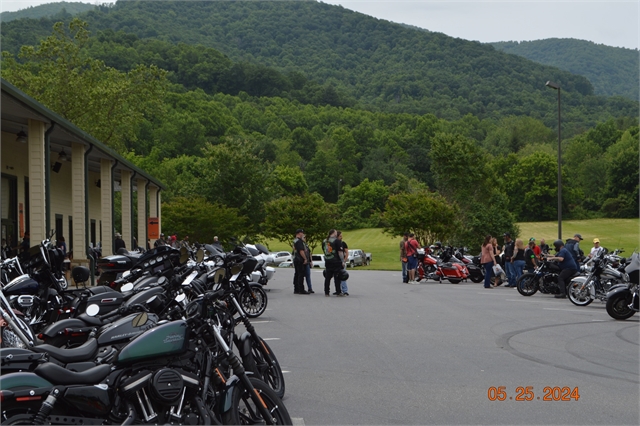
1 78 164 269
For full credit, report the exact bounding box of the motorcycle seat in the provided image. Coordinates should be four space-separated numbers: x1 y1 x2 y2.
34 362 111 385
78 313 104 327
33 338 98 363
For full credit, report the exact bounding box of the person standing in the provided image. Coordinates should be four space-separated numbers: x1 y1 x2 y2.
564 234 583 263
20 231 30 253
400 233 409 283
212 236 223 251
491 237 503 286
405 233 420 282
589 238 604 259
154 233 166 247
511 238 526 286
546 239 579 298
302 234 314 293
337 231 349 296
529 238 541 258
539 239 550 254
322 229 343 296
292 229 309 294
524 240 538 273
481 235 498 289
502 233 516 287
114 233 126 251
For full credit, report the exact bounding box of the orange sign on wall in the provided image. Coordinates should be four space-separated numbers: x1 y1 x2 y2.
148 217 159 240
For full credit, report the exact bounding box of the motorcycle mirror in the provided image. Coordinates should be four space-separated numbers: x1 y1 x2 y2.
179 246 189 265
255 243 270 255
196 249 205 263
120 283 134 292
86 304 100 317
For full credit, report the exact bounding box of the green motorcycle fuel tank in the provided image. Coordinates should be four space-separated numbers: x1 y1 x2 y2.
116 320 188 365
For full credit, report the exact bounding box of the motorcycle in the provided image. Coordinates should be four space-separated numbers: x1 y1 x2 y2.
416 246 469 284
605 252 640 320
516 258 566 296
0 288 292 425
454 247 484 283
567 251 629 307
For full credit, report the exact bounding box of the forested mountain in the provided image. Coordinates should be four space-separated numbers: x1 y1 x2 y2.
0 1 94 22
1 0 637 136
492 38 639 101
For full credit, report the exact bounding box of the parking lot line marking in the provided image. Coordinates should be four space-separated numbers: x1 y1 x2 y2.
292 418 305 426
282 371 291 373
252 321 272 323
543 308 584 312
592 319 606 322
262 338 280 341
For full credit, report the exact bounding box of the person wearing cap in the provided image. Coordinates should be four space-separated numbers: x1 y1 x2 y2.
292 229 309 294
546 239 579 298
589 238 604 259
524 239 538 273
529 238 541 258
564 234 584 263
114 232 126 251
502 233 516 287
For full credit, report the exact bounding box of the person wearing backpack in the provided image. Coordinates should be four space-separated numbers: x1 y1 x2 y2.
322 229 344 297
292 228 309 294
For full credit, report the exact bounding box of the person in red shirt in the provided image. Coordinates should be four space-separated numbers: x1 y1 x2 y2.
529 238 541 258
405 233 420 282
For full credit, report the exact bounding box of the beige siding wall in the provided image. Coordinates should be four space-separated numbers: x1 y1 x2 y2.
27 119 46 243
71 142 85 260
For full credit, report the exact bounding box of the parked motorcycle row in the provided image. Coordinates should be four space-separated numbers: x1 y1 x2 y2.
0 232 292 425
411 242 639 321
515 249 640 320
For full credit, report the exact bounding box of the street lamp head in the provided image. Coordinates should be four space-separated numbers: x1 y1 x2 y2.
545 81 560 90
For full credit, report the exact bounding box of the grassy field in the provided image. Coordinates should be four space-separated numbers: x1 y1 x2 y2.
263 219 639 271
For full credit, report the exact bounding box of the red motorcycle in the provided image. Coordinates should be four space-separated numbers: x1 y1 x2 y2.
416 245 469 284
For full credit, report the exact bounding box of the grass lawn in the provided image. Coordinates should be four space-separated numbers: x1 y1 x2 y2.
262 219 639 271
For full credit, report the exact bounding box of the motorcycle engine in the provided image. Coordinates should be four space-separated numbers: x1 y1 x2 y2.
149 368 184 404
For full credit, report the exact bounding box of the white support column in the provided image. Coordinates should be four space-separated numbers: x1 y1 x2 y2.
121 170 132 250
157 190 162 236
148 185 158 221
27 119 46 244
100 159 113 257
71 142 86 261
137 178 147 250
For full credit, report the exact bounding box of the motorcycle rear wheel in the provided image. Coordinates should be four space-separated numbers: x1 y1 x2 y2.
568 279 593 307
447 278 462 284
517 273 539 296
606 292 636 320
223 377 292 425
239 285 268 318
469 272 484 283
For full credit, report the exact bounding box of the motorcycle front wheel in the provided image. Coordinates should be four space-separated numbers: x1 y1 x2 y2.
223 377 292 425
517 273 539 296
251 336 285 399
606 291 636 320
239 285 268 318
568 279 593 307
469 271 484 283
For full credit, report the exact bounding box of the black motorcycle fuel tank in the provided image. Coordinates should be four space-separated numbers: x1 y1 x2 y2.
3 274 39 295
96 312 159 345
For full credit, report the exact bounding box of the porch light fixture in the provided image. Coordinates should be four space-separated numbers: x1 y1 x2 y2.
58 149 69 162
16 129 27 143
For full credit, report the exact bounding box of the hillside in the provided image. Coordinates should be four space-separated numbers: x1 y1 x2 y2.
492 38 639 101
1 0 637 134
0 1 95 22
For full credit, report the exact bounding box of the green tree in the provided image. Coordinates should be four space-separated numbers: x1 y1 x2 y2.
263 193 337 251
1 19 167 152
383 190 460 246
162 197 247 244
290 127 317 162
337 179 389 229
267 165 309 197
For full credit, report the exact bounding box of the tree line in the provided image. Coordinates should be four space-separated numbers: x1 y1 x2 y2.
2 19 637 250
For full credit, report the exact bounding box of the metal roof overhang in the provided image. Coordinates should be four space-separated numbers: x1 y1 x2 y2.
1 79 164 190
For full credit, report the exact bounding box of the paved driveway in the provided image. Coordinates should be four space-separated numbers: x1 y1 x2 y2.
253 268 639 425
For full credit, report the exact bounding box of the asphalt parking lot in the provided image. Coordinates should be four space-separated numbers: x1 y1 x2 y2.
248 268 639 425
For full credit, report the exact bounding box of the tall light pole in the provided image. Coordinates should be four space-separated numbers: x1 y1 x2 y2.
338 178 343 201
545 80 562 240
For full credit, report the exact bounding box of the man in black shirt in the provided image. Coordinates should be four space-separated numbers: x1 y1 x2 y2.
114 233 126 252
292 229 309 294
322 229 343 296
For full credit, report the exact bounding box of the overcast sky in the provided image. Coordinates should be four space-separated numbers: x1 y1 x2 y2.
1 0 638 49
